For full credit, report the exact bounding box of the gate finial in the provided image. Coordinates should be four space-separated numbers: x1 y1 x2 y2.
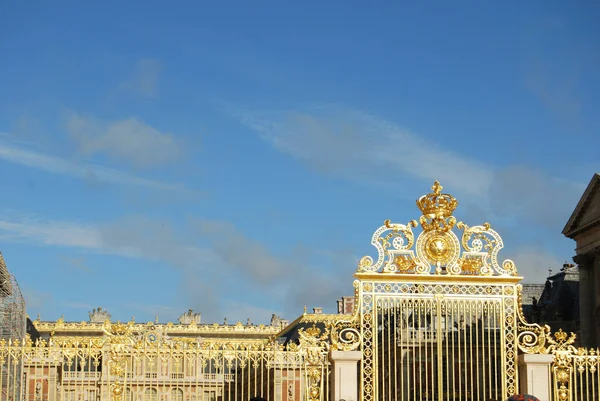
417 180 458 232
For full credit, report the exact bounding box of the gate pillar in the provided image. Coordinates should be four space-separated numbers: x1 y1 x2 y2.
518 354 553 401
329 350 362 401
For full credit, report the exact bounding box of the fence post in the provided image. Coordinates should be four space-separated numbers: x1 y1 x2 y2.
518 353 554 401
329 350 362 401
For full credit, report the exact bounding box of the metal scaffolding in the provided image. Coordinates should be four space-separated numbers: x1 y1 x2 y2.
0 252 26 340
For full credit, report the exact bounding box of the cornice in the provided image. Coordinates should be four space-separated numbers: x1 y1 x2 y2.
33 319 283 336
563 173 600 238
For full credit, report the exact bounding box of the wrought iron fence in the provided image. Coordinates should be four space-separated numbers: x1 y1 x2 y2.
0 322 331 401
517 286 600 401
354 181 524 401
544 330 600 401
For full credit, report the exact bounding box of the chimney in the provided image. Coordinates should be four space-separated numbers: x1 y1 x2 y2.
313 307 323 314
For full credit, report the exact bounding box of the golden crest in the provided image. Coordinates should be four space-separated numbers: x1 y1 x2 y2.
357 180 518 277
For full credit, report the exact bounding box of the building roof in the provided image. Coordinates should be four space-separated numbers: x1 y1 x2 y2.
521 284 545 305
538 266 580 327
563 173 600 238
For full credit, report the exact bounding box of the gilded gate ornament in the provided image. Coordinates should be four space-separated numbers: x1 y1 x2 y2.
516 285 552 354
298 325 330 401
355 181 524 401
357 181 517 276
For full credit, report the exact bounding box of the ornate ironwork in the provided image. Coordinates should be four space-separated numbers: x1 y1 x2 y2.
9 179 599 401
0 321 329 401
356 181 522 401
357 181 517 276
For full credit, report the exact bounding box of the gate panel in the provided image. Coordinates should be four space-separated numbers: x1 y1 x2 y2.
356 181 522 401
365 286 512 401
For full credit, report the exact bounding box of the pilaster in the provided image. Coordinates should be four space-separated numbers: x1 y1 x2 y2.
329 350 362 401
518 353 554 401
574 253 595 347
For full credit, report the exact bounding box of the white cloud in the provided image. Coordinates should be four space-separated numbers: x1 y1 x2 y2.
0 217 103 250
66 114 183 169
0 212 354 322
118 58 162 99
22 287 54 312
489 166 585 232
59 256 93 273
0 137 193 193
192 219 289 285
230 103 586 234
511 247 564 281
0 213 225 320
231 105 494 198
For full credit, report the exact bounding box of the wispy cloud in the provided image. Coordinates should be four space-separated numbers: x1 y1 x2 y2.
228 104 494 198
0 213 225 320
191 218 353 316
1 213 350 321
0 137 194 194
192 219 289 285
22 287 54 313
66 114 184 169
511 247 564 281
0 216 104 250
59 256 93 273
118 58 162 99
228 103 585 233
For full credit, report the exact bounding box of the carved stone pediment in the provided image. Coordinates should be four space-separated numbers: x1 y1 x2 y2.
89 307 111 323
563 173 600 238
178 309 201 325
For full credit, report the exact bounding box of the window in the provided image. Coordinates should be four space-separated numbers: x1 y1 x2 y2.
171 358 184 379
145 357 158 379
144 388 158 401
171 388 183 401
64 390 76 401
185 356 195 376
203 391 216 401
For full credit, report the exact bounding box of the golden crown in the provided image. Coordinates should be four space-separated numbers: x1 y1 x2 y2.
110 322 128 336
416 181 458 218
305 325 322 337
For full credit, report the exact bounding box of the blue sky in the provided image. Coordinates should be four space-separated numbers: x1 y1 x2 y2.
0 1 598 325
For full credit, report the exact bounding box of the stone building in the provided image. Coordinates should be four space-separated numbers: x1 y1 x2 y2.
563 173 600 347
25 309 290 401
527 264 580 336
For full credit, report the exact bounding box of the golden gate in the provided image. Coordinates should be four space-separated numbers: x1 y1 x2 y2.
2 180 598 401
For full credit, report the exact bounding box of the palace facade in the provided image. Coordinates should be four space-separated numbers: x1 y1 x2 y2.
20 310 291 401
563 173 600 347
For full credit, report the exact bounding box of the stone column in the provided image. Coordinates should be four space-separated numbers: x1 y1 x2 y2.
329 351 362 401
593 252 600 348
518 354 554 401
574 254 593 347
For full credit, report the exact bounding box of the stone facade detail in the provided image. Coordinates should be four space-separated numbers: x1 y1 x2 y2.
88 307 111 323
178 309 201 324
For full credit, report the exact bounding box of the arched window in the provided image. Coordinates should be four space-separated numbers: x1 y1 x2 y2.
144 388 158 401
125 387 134 401
171 388 183 401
